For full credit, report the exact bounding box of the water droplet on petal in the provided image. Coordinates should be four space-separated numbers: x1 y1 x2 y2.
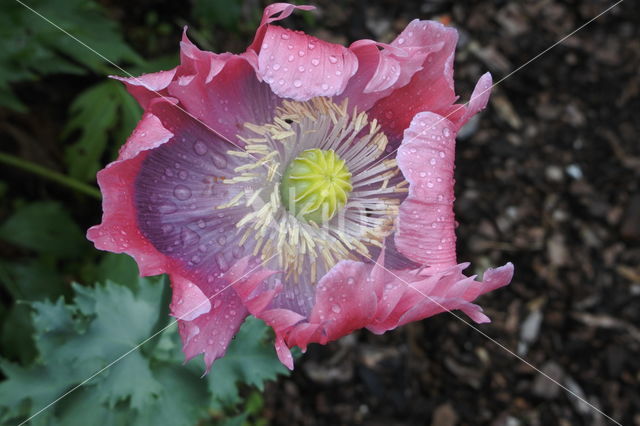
273 63 281 70
213 299 222 309
443 127 451 137
321 83 329 90
328 55 338 64
293 79 302 88
439 151 445 158
178 170 188 180
217 236 226 245
281 33 290 40
298 50 305 57
298 65 305 72
347 277 355 285
158 202 177 214
311 58 320 66
174 184 192 200
180 227 200 247
232 245 244 258
288 54 294 62
194 140 207 155
211 153 227 169
165 168 174 177
331 304 341 314
430 158 436 165
398 37 405 45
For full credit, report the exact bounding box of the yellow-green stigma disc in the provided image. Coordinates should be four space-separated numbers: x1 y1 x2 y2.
280 148 352 224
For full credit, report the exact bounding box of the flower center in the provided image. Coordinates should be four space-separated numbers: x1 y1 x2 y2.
221 97 407 284
280 148 352 224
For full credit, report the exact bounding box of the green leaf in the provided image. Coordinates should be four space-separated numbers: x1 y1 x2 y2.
0 259 66 301
1 305 37 364
0 0 143 112
63 80 142 182
95 253 140 289
0 201 88 259
0 278 290 426
207 316 289 406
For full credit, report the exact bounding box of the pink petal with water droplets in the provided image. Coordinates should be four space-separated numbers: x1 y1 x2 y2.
338 21 450 112
253 25 357 101
110 68 177 109
395 111 458 270
169 274 211 321
369 21 460 141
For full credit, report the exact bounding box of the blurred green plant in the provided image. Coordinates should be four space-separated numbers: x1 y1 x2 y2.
0 0 143 113
0 273 289 426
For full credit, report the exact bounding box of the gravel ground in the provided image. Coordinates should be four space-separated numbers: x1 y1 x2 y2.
258 1 640 425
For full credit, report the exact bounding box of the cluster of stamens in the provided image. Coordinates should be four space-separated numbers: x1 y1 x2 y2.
221 97 408 282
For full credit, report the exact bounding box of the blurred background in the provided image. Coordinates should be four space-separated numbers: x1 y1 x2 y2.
1 0 638 425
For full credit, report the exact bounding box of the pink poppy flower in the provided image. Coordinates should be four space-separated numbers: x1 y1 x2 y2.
88 3 513 371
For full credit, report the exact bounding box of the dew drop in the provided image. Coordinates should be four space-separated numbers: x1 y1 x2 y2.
308 42 316 50
331 304 341 314
346 277 355 285
328 55 338 64
439 151 445 158
443 127 451 137
430 158 436 165
398 37 405 45
178 170 188 180
158 202 177 214
197 219 206 229
216 253 228 271
293 79 302 88
213 299 222 309
232 245 244 258
180 227 200 247
165 168 174 177
161 224 174 234
211 153 227 169
288 54 294 62
419 171 427 177
298 50 305 57
193 140 207 155
298 65 305 72
174 184 192 200
311 58 320 66
281 32 290 40
321 83 329 90
262 43 269 49
273 63 281 70
279 79 285 85
427 182 434 188
217 236 227 245
191 254 201 264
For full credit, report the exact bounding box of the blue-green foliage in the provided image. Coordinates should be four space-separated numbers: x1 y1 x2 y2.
0 276 288 426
